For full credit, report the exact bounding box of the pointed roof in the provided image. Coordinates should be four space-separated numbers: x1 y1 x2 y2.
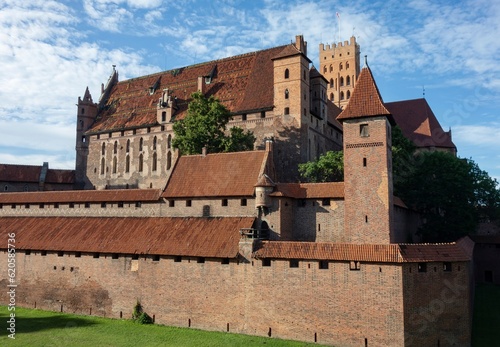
271 44 312 63
337 63 393 123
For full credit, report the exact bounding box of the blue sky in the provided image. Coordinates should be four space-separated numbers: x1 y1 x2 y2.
1 0 499 182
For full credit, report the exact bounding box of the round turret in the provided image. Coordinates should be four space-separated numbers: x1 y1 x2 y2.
254 174 275 209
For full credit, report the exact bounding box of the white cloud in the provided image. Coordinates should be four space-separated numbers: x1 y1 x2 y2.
453 123 500 147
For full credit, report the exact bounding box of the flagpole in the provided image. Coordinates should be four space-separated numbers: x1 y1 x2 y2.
336 12 341 42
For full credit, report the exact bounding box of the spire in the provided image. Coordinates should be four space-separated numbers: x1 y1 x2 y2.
336 58 392 122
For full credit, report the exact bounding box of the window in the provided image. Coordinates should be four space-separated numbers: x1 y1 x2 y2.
284 89 289 99
330 78 334 88
85 202 90 208
69 202 75 208
418 262 427 273
112 156 117 174
58 251 64 257
240 198 247 206
126 139 130 153
101 202 106 208
443 262 452 272
329 64 333 72
167 134 172 149
284 107 289 115
323 66 327 73
114 141 118 154
153 136 157 150
25 250 31 255
112 253 119 259
174 256 182 262
241 114 247 121
169 200 175 207
339 62 343 70
319 260 329 270
322 198 330 206
221 258 230 265
260 111 265 118
166 151 172 170
139 138 143 152
350 261 360 271
118 202 124 208
197 257 205 264
152 152 157 172
135 202 142 208
186 200 192 207
41 251 47 256
138 154 143 172
284 68 289 79
340 91 345 100
347 90 351 99
152 255 160 262
289 259 299 268
330 93 334 101
298 199 306 207
262 259 271 267
54 203 59 209
161 111 166 122
75 252 81 258
360 124 369 137
25 204 30 209
102 142 106 155
125 155 130 173
363 158 367 167
93 253 100 259
346 76 351 86
100 157 105 175
340 77 344 86
222 199 228 207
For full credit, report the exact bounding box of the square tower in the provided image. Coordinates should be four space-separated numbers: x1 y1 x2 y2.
337 58 395 244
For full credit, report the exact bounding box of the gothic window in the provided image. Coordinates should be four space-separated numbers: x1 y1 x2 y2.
330 93 334 101
112 156 117 173
152 152 157 172
126 139 130 153
167 134 172 149
166 151 172 170
346 76 351 86
330 78 334 88
101 143 106 155
138 153 143 172
346 61 350 69
125 155 130 173
329 64 333 72
284 68 289 79
100 157 105 175
153 136 157 150
340 77 344 87
339 63 343 70
347 90 351 99
139 138 143 152
114 141 118 154
360 124 369 137
340 91 345 100
284 89 289 99
323 66 327 73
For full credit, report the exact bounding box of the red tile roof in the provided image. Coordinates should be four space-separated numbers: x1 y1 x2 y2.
337 65 393 123
89 45 294 133
270 182 344 199
162 150 268 198
254 241 471 263
0 164 75 184
0 189 161 204
385 98 456 149
0 216 254 258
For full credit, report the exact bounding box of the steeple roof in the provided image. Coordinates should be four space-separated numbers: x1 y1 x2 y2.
337 61 393 123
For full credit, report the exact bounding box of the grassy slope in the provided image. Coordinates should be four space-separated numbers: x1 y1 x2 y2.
472 283 500 347
0 306 326 347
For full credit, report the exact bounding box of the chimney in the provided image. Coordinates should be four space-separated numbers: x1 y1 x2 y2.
197 76 206 94
265 139 273 153
295 35 307 56
202 146 207 157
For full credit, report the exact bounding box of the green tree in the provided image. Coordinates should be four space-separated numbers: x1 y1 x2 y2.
172 92 255 155
298 150 344 182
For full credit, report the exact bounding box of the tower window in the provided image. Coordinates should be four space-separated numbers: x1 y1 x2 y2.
323 66 327 73
360 124 369 137
284 107 289 115
363 158 367 167
330 78 334 88
161 111 166 122
113 141 118 154
284 68 289 79
347 76 351 86
101 142 106 155
347 90 351 99
340 77 344 86
126 139 130 153
329 64 333 72
139 138 143 152
284 89 289 99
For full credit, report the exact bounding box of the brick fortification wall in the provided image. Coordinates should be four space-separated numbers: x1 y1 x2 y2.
2 250 407 347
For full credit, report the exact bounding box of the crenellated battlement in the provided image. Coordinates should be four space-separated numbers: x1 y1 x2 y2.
319 36 358 51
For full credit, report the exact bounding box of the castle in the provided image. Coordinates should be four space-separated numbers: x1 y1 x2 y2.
0 36 473 346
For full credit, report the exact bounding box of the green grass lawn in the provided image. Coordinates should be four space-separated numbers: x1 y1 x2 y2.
472 283 500 347
0 306 326 347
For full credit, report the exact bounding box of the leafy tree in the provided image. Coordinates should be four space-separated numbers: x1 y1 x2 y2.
172 92 255 155
298 150 344 182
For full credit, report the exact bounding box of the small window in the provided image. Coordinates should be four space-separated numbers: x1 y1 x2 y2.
54 203 59 209
360 124 369 137
222 199 228 207
131 254 139 260
322 198 330 206
41 251 47 256
319 260 329 270
101 202 106 208
443 262 452 272
186 200 192 207
85 202 90 208
284 107 289 115
241 114 247 121
221 258 230 265
197 257 205 264
112 253 119 259
363 158 367 167
169 200 175 207
284 89 289 99
298 199 306 207
240 198 247 206
11 204 16 209
262 259 271 267
58 251 64 257
25 204 30 209
138 153 143 172
418 262 427 273
152 255 160 262
350 261 360 271
260 111 265 118
118 202 124 208
75 252 81 258
25 250 31 255
162 111 166 122
289 259 299 268
135 202 142 208
174 256 182 262
93 253 100 259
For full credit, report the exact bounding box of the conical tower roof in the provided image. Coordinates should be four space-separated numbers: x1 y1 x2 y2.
337 58 393 123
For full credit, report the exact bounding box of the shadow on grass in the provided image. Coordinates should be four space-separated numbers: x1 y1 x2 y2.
0 310 99 334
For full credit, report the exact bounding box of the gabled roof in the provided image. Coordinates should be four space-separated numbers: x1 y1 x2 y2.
0 216 254 258
0 189 161 204
254 241 471 263
0 164 75 184
272 44 312 63
270 182 344 199
385 98 456 149
337 64 393 123
89 44 292 133
162 150 268 198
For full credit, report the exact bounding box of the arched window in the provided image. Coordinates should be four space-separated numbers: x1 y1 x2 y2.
101 143 106 156
303 70 306 80
167 134 172 149
166 151 172 171
152 152 157 172
329 64 333 72
340 77 344 87
284 68 289 79
139 138 143 152
346 61 350 69
125 155 130 173
346 76 351 86
340 91 345 100
330 93 334 101
112 156 117 174
113 141 118 154
100 157 105 175
138 153 143 172
347 90 351 99
323 66 327 73
330 78 334 88
284 89 289 99
126 139 130 153
153 136 157 151
339 63 343 70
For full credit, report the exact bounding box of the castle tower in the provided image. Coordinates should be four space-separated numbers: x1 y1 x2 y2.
75 87 97 189
319 36 360 109
337 57 395 244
